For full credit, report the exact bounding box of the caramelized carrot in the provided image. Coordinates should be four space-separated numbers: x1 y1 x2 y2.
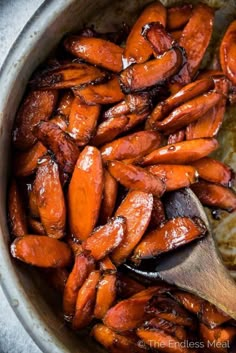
34 157 66 239
191 181 236 212
63 252 95 319
44 268 69 294
28 218 45 235
94 273 117 319
108 161 165 197
64 36 123 72
11 235 72 268
167 4 192 30
170 30 182 42
104 100 130 119
101 130 162 162
147 317 187 341
179 3 215 77
67 97 100 146
124 112 149 132
124 1 167 64
99 256 117 272
56 90 74 118
13 90 58 150
50 115 68 131
33 121 80 173
147 164 198 191
99 170 118 224
29 186 39 219
200 323 236 353
141 138 219 166
120 48 182 93
68 146 103 241
167 129 185 144
111 190 153 265
72 270 100 330
142 22 174 56
220 20 236 85
8 179 27 237
148 197 166 231
116 274 146 299
132 217 206 261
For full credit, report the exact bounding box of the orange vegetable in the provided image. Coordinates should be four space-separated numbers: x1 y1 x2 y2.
167 129 185 144
167 4 192 30
220 20 236 85
50 115 68 131
124 111 149 132
8 179 27 237
170 30 182 42
99 170 118 224
28 186 39 219
94 273 117 319
116 274 146 299
99 256 117 272
147 317 187 341
149 197 166 231
56 90 74 118
200 323 236 353
44 268 69 294
28 218 45 235
142 22 174 56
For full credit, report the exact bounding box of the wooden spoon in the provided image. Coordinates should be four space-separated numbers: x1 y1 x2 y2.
124 188 236 319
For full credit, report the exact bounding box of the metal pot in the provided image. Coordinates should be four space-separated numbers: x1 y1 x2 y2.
0 1 235 352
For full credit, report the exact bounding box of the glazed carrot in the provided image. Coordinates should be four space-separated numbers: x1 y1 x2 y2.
34 158 66 239
124 112 149 132
191 157 234 187
13 142 47 177
167 4 192 30
67 239 83 256
31 63 107 89
200 323 236 353
99 170 118 224
29 186 39 219
148 197 166 231
101 130 162 162
67 97 100 146
170 30 182 42
91 115 129 147
179 3 215 77
142 22 174 56
63 252 95 319
91 324 146 353
72 270 100 330
94 273 117 319
8 179 27 237
116 274 146 299
50 115 68 131
123 1 167 64
108 161 165 197
28 218 45 235
120 48 182 93
141 138 219 166
11 235 72 268
147 317 187 341
33 121 80 173
146 78 214 129
99 256 117 272
83 217 126 261
104 101 130 119
56 90 74 118
64 36 123 73
191 181 236 212
68 146 103 241
132 217 206 261
156 92 222 134
220 20 236 85
44 268 69 294
13 90 58 150
73 76 124 105
147 164 198 191
169 63 192 94
167 129 185 144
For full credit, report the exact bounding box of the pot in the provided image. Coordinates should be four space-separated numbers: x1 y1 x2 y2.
0 1 235 352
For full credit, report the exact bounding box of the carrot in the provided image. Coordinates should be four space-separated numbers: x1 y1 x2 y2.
99 170 118 224
44 268 69 294
49 115 68 131
142 22 174 56
94 273 117 319
167 4 192 30
56 90 74 118
147 317 187 341
200 323 236 353
220 20 236 85
116 274 146 299
28 218 45 235
167 129 185 144
8 179 27 237
148 197 166 231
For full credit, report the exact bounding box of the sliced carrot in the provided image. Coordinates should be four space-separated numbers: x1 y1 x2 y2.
28 218 45 235
83 217 126 261
148 197 166 231
67 97 100 146
147 164 198 191
167 4 192 30
99 170 118 224
132 217 206 261
124 112 149 132
64 36 123 73
68 146 103 241
50 115 68 131
13 90 58 150
142 22 174 56
29 185 40 219
94 273 117 319
170 30 182 42
8 179 27 237
220 20 236 85
147 317 187 341
99 256 117 272
167 129 185 144
116 274 146 299
123 1 167 64
200 323 236 353
44 268 69 294
11 235 72 268
56 90 74 118
141 138 219 166
104 101 130 119
111 190 153 265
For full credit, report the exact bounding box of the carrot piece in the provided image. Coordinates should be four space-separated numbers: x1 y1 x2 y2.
167 4 192 30
73 76 124 105
83 217 126 260
63 252 95 319
50 115 68 131
168 129 185 144
142 22 174 56
147 164 198 191
11 235 72 268
123 1 167 64
104 101 130 119
31 63 107 90
44 268 69 294
29 185 40 219
91 116 129 147
33 121 80 174
8 179 27 237
94 273 117 319
146 78 214 129
191 157 234 187
91 324 147 353
99 170 118 224
191 181 236 212
141 138 219 166
34 157 66 239
67 239 83 256
99 256 117 272
13 142 47 177
179 3 215 78
108 161 165 197
170 30 182 42
120 48 183 93
101 130 162 163
103 287 167 332
132 217 206 261
64 36 123 73
67 97 100 146
200 323 236 353
28 218 45 235
124 112 149 132
116 274 146 299
68 146 103 241
72 270 100 330
156 92 222 134
148 197 166 231
56 90 74 118
111 190 153 265
220 20 236 85
147 317 187 341
13 90 58 150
